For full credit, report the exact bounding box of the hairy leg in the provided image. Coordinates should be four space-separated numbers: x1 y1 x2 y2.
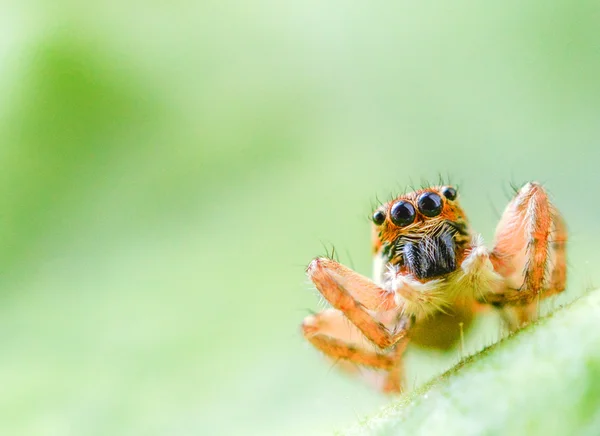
454 234 504 300
545 212 567 297
307 257 411 348
482 183 567 323
498 302 538 332
302 308 409 393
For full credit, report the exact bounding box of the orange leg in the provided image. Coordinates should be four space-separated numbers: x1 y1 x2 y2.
307 258 409 349
482 182 567 326
545 212 567 297
381 339 409 393
497 303 539 332
302 308 409 393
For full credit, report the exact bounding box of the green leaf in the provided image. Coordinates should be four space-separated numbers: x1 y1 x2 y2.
340 289 600 436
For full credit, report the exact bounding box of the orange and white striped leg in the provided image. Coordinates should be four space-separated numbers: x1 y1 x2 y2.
302 308 409 393
483 182 567 327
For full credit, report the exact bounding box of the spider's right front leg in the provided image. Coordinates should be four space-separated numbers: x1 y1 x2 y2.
301 258 412 393
304 257 407 349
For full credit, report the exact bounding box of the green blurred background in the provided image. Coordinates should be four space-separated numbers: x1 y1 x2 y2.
1 1 599 435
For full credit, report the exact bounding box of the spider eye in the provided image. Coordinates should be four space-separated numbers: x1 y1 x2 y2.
372 210 386 225
417 192 443 217
390 201 416 227
442 186 457 201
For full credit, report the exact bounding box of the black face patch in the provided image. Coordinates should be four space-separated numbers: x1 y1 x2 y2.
402 232 457 279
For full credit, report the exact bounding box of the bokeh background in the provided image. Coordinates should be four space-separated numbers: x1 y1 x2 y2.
1 1 599 435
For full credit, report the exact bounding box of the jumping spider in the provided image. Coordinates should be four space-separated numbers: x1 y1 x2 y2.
301 182 566 393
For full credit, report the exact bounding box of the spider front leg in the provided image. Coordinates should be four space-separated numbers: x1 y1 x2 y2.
482 182 567 327
301 258 412 392
304 258 409 348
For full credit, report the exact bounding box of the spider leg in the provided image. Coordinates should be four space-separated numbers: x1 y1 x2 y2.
306 258 409 349
302 308 409 393
497 303 539 332
480 182 567 322
544 212 567 297
454 234 504 301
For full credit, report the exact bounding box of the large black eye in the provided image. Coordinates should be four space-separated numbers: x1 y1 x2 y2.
442 186 457 201
390 201 416 227
372 210 385 225
417 192 443 217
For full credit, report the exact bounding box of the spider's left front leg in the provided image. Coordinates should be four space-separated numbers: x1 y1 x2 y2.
480 182 567 328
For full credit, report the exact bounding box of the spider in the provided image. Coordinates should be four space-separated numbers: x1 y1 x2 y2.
301 182 567 393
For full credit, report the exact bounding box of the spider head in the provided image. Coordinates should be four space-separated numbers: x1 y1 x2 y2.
371 186 471 280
